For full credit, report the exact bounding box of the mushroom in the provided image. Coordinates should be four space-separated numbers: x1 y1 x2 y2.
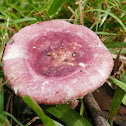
2 20 113 105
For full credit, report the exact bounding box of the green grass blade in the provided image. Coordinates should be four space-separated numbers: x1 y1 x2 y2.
8 2 25 17
120 72 126 106
95 32 118 35
0 85 11 126
96 0 101 31
3 111 23 126
119 72 126 83
0 9 21 30
108 76 126 91
114 0 124 9
81 0 89 8
23 95 63 126
41 104 92 126
105 41 126 48
0 115 7 125
100 6 112 27
108 87 125 126
106 0 115 6
109 48 126 54
0 17 37 26
122 94 126 106
0 71 4 78
25 0 40 12
84 9 126 32
0 114 11 126
47 0 65 18
0 86 4 116
108 72 126 126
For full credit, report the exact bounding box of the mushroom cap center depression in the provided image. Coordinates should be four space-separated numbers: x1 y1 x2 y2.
28 32 94 77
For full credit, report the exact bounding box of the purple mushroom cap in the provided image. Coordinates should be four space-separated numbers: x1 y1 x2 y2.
2 20 113 104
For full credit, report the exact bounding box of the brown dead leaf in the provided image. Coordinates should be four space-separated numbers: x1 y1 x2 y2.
112 47 123 75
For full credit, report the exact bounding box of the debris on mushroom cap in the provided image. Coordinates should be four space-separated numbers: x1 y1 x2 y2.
2 20 113 104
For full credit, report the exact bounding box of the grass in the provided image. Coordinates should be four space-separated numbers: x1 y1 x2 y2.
0 0 126 125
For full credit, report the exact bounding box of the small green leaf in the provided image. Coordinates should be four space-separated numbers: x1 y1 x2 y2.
120 72 126 106
47 0 65 18
108 72 126 126
108 76 126 92
84 9 126 32
108 87 125 126
122 94 126 106
23 95 63 126
119 72 126 83
41 104 92 126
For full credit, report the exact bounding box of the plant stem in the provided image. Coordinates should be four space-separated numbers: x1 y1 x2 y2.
80 98 84 116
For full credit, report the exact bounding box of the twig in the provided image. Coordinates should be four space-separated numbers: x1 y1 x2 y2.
79 0 84 25
84 93 110 126
25 116 40 126
67 7 78 23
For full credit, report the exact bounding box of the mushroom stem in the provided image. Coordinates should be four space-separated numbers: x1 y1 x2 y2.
84 93 110 126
